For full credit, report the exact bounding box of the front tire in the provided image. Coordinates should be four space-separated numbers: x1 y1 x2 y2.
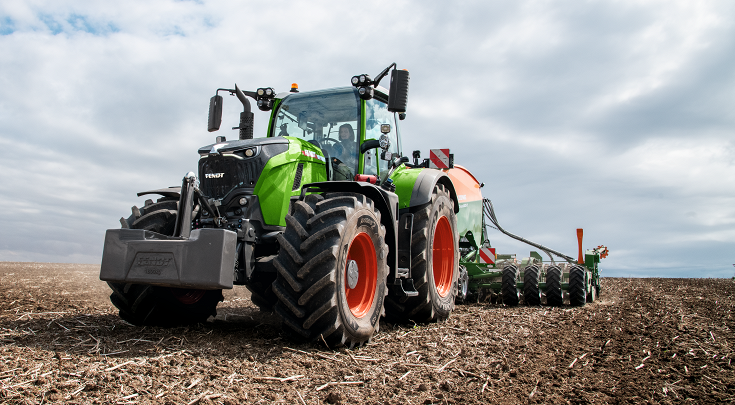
384 184 459 323
273 193 388 348
108 199 223 326
245 256 278 311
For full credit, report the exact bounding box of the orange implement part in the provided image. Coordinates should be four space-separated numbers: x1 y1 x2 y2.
433 216 455 298
577 228 584 264
345 232 377 318
446 165 483 203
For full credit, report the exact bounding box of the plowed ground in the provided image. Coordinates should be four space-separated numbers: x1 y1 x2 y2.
0 262 733 404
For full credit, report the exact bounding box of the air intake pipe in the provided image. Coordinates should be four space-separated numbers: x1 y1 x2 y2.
235 84 254 140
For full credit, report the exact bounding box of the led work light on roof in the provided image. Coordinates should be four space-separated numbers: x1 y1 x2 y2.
351 73 375 100
357 86 374 100
255 87 276 112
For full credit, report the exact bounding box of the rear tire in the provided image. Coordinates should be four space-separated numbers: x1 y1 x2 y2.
523 265 541 306
384 184 459 323
568 265 587 306
545 265 563 306
501 265 519 306
108 199 223 326
273 193 388 348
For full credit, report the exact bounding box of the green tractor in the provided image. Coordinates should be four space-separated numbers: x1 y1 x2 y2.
100 63 606 348
101 64 466 347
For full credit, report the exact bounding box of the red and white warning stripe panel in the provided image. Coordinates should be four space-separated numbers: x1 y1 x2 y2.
479 247 496 265
429 149 450 169
302 149 326 163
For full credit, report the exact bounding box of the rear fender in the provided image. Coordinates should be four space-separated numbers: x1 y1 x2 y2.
392 168 459 213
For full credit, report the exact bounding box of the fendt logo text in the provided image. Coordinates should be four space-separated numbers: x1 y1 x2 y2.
205 173 225 179
137 257 172 267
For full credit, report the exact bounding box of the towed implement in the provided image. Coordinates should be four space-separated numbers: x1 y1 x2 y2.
100 64 606 347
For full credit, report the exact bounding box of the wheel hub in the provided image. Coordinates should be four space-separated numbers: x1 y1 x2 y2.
344 232 377 318
346 260 359 289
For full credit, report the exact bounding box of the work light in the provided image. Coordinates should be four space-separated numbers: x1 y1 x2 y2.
358 86 374 100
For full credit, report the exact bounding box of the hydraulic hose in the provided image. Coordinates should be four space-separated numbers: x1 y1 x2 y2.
483 198 575 264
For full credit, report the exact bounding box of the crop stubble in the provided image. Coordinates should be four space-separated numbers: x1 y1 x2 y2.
0 262 733 404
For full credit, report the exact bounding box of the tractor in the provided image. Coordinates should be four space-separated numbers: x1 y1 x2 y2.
100 63 606 348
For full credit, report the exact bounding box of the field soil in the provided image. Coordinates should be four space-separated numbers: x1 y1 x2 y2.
0 262 733 404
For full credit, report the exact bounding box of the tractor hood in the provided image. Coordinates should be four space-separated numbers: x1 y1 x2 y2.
198 136 289 156
197 137 290 200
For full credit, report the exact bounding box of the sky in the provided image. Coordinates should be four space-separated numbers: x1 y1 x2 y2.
0 0 733 278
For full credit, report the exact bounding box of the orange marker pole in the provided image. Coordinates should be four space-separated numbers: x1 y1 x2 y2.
576 228 584 264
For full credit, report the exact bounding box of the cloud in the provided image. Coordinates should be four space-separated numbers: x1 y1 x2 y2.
0 0 733 277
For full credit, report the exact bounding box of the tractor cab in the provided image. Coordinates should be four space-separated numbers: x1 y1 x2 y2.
269 86 402 182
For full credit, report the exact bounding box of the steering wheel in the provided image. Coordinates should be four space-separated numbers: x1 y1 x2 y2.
320 138 343 157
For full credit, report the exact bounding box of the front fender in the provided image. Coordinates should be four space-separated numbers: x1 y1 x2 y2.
300 181 399 280
136 187 182 200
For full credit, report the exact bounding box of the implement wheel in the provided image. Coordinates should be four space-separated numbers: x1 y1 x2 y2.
545 265 563 306
108 200 223 326
456 265 469 304
523 265 541 306
501 265 520 306
273 193 388 348
587 282 598 303
569 265 587 306
384 184 459 323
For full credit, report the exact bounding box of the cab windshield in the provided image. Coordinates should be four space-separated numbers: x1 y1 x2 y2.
272 88 360 179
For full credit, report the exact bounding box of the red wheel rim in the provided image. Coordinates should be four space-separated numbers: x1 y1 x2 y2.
344 232 377 318
170 288 206 305
433 216 454 298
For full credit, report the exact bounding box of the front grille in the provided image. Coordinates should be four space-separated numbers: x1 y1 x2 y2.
199 156 263 199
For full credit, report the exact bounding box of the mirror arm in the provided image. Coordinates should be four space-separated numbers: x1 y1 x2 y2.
215 87 258 112
373 62 396 88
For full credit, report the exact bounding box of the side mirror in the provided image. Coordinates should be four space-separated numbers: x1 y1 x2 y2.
208 95 223 132
388 69 410 113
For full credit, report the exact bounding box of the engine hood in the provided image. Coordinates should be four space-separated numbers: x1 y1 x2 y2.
198 136 290 155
